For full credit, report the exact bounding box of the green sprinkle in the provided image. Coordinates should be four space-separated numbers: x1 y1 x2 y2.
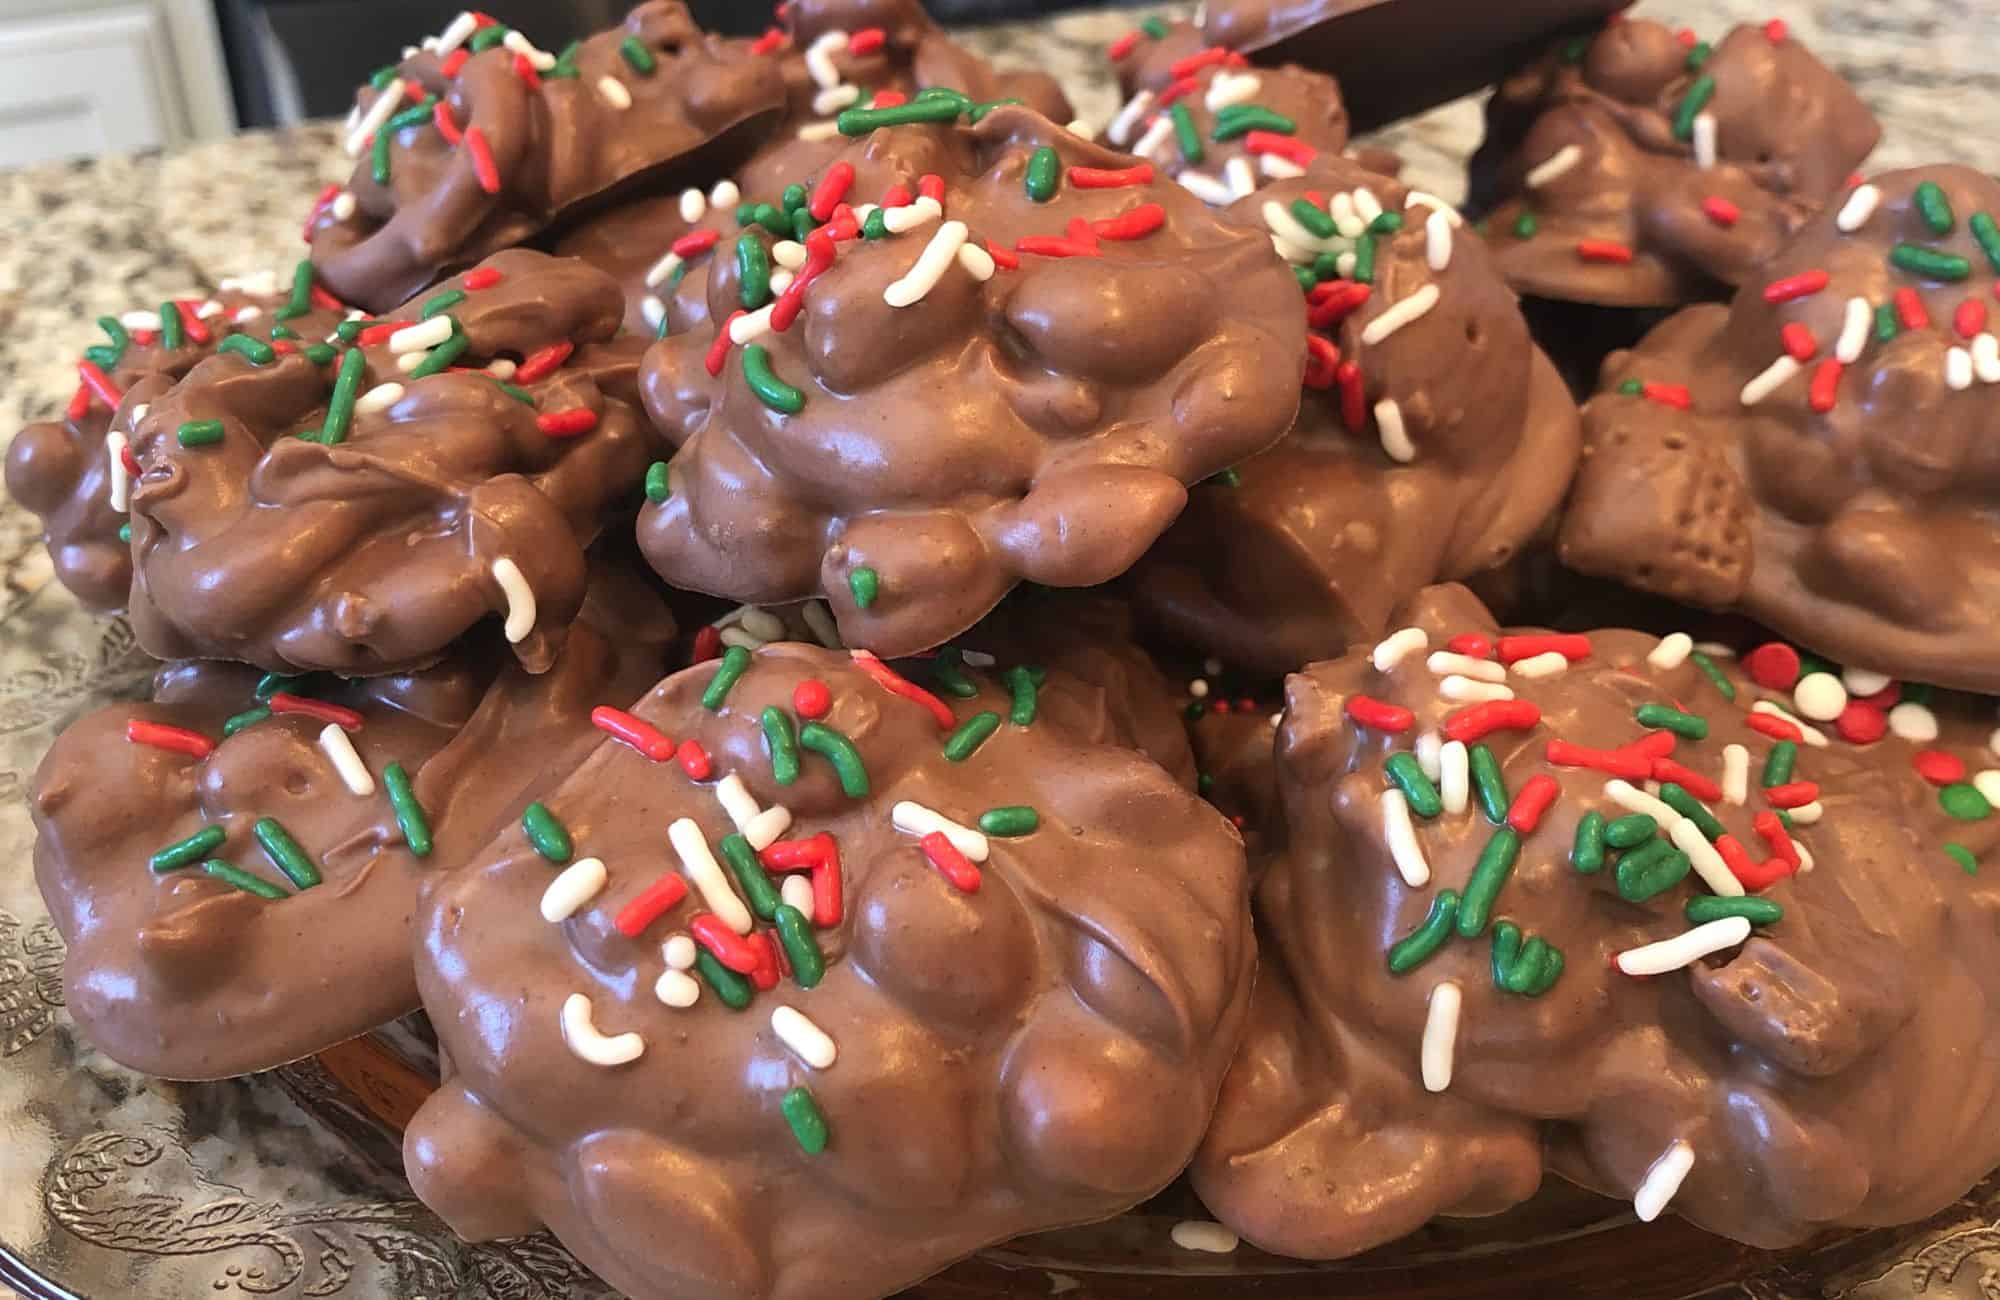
914 86 973 109
420 289 466 319
493 378 535 404
720 834 784 921
1903 683 1935 705
1685 40 1712 69
405 324 468 380
1686 895 1783 927
965 96 1022 124
1945 842 1979 874
1141 16 1169 38
521 801 572 863
848 566 879 610
252 817 322 889
1499 934 1558 996
1604 813 1658 849
1387 889 1460 974
1025 146 1060 202
1169 101 1203 163
799 721 870 798
1615 838 1691 902
176 420 225 448
1208 467 1242 488
255 671 307 700
335 318 374 343
1672 75 1716 141
1761 740 1797 787
83 344 120 370
201 859 287 900
381 762 432 858
929 647 977 697
644 461 671 503
160 306 186 352
838 98 964 135
1520 943 1564 996
217 334 276 365
1688 651 1737 701
1875 301 1900 342
944 710 1002 762
1890 243 1971 281
748 204 787 236
703 645 752 710
781 1086 829 1153
1914 180 1955 234
1211 105 1295 141
1003 665 1042 725
737 234 771 310
1468 742 1509 824
1384 752 1443 818
1368 212 1404 235
1940 783 1992 821
619 36 657 74
781 183 809 216
1353 234 1377 284
1560 34 1590 62
792 206 817 242
1970 212 2000 273
774 903 825 988
1513 211 1539 239
695 948 753 1009
372 124 393 186
1289 197 1336 239
370 65 398 90
117 522 132 543
304 342 338 366
742 344 804 414
1312 251 1342 282
979 805 1040 836
1293 265 1318 292
1635 703 1707 739
861 208 889 240
762 706 802 785
269 325 299 342
1571 811 1607 873
385 98 439 133
321 345 368 444
150 825 226 874
278 260 315 321
1490 920 1522 989
1456 828 1521 938
1618 378 1643 396
221 705 268 736
1658 784 1725 840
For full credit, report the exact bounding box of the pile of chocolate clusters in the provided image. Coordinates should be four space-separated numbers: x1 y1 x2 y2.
13 2 2000 1297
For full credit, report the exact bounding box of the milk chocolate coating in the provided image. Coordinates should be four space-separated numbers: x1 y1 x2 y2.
553 188 735 339
1470 20 1880 308
308 1 784 313
637 107 1306 658
4 289 341 611
1131 164 1581 677
1193 584 2000 1258
1559 165 2000 692
403 643 1253 1300
124 249 658 677
29 569 674 1080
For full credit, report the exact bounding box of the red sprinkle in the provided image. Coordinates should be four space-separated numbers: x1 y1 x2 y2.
1302 335 1340 389
1447 634 1493 659
1346 694 1414 733
1107 30 1142 61
1244 130 1317 165
746 932 781 991
1743 642 1802 690
1546 739 1653 781
689 624 723 665
986 240 1020 270
690 913 760 973
706 311 744 377
1168 46 1231 79
1307 281 1371 329
880 184 912 209
1642 381 1692 409
1156 76 1203 107
1676 26 1697 46
1764 17 1788 41
1764 270 1829 303
514 341 574 384
1808 358 1843 413
761 832 844 927
1506 774 1560 834
848 26 885 54
1746 711 1805 744
1093 202 1167 243
77 361 125 412
793 679 832 720
1753 811 1801 869
1895 285 1930 330
850 650 955 730
1629 730 1678 759
1065 217 1100 251
120 443 142 477
590 706 674 761
1718 833 1792 892
809 161 855 222
1577 239 1635 264
1780 321 1818 361
126 719 215 759
512 51 541 88
441 48 469 79
674 739 712 781
750 26 786 55
920 831 981 893
918 174 945 204
66 384 91 422
1834 700 1887 744
870 90 907 109
1913 750 1967 786
1652 757 1722 803
268 692 363 730
1443 700 1542 745
1016 234 1099 259
1955 299 1989 338
433 100 463 145
1070 163 1155 190
1855 682 1900 709
1496 633 1591 664
356 322 401 347
1701 196 1740 227
613 872 688 938
464 126 501 194
1763 780 1820 809
772 229 836 333
536 408 599 437
672 228 721 259
1335 360 1366 432
309 285 348 313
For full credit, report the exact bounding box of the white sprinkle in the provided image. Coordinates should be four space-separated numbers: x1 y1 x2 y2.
597 76 633 110
1421 981 1461 1092
1425 208 1453 271
1381 789 1431 888
957 241 997 283
1224 156 1257 200
1792 673 1847 722
1066 118 1097 142
1415 729 1443 781
1352 187 1384 225
1268 232 1314 265
1691 112 1717 169
1524 143 1583 189
560 992 643 1066
1721 744 1750 806
800 600 843 648
346 81 405 157
1405 191 1463 225
1670 818 1746 898
128 403 148 425
804 29 849 90
1634 1140 1696 1222
892 801 988 862
355 382 404 416
388 315 454 355
1794 837 1816 873
797 120 845 143
1372 626 1429 672
501 26 551 65
1329 191 1364 237
1133 114 1176 161
679 187 707 224
1786 800 1824 826
435 11 479 56
1376 398 1415 463
1740 354 1803 406
1439 740 1471 815
882 196 942 236
540 857 608 922
485 358 516 380
719 626 765 653
1361 283 1441 346
195 299 225 321
1888 701 1940 743
319 724 374 796
1259 154 1306 180
1945 345 1975 390
1439 676 1514 704
1171 1222 1240 1254
710 179 740 210
770 240 808 270
1835 296 1872 362
1975 333 2000 384
664 935 697 970
1188 678 1211 701
235 306 264 325
813 83 862 117
1205 70 1262 112
668 817 753 934
1973 770 2000 807
728 305 774 346
781 873 816 917
1175 169 1232 207
1511 651 1569 680
715 774 790 850
1605 779 1681 828
1647 632 1694 670
1751 700 1829 747
492 557 536 644
654 969 701 1008
885 220 969 308
1842 665 1892 696
640 296 668 335
106 432 130 512
119 309 162 331
1427 651 1506 683
772 1005 838 1069
644 250 685 291
1616 917 1752 978
1835 184 1880 232
1107 90 1155 148
739 607 787 641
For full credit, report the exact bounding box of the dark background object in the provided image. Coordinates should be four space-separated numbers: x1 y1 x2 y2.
217 0 1141 128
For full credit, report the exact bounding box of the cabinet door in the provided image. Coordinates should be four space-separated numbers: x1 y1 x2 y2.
0 6 177 167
